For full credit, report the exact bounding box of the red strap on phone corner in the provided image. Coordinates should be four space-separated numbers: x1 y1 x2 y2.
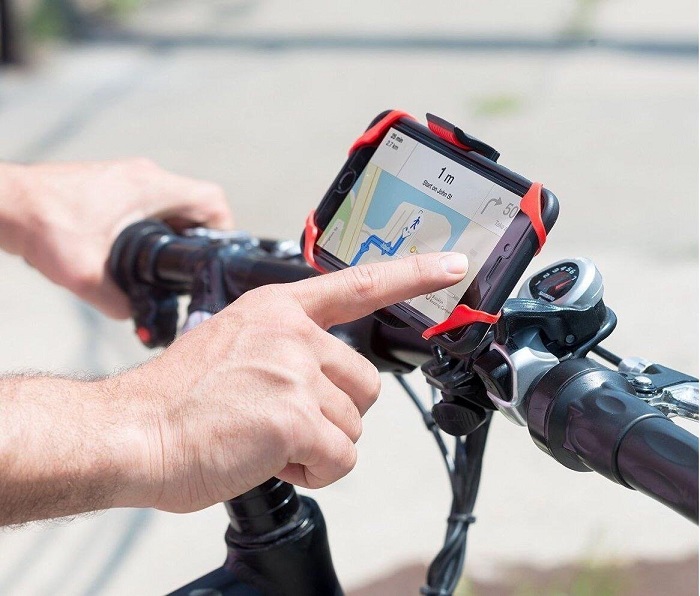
519 182 547 254
422 304 501 340
303 210 327 273
348 110 416 155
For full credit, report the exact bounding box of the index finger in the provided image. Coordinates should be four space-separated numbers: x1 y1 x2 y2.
286 253 469 329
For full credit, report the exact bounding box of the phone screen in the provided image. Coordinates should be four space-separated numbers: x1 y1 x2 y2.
317 127 523 324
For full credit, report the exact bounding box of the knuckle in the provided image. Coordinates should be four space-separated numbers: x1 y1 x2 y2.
347 264 384 302
283 346 315 378
283 400 318 458
366 366 381 406
250 283 287 305
409 254 432 282
266 408 297 455
345 404 363 443
201 181 226 202
349 352 381 408
338 444 358 477
287 308 314 335
66 260 102 297
261 361 307 394
305 469 329 490
239 285 289 317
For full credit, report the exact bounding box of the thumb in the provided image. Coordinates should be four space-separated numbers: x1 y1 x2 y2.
286 253 468 329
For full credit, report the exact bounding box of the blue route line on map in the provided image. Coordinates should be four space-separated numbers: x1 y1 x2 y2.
350 232 407 266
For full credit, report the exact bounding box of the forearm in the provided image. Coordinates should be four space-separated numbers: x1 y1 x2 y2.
0 373 156 525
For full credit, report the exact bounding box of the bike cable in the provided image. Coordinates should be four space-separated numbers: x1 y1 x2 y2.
395 374 491 596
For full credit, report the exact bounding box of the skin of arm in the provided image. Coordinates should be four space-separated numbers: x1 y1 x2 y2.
0 160 469 525
0 159 232 318
0 374 157 524
0 158 231 523
0 252 468 525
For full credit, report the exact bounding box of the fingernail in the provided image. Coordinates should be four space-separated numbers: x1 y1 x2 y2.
439 253 469 275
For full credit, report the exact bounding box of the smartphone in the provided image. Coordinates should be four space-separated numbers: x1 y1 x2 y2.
307 111 559 354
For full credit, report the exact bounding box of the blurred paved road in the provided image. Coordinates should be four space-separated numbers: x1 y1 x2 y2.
0 0 697 594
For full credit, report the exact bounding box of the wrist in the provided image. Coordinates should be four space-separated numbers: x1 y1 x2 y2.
95 373 165 510
0 163 36 257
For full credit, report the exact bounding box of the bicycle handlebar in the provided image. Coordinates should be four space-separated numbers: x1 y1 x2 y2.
109 220 698 523
109 220 434 370
528 358 698 522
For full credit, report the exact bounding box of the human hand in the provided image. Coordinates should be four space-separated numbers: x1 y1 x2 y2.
110 252 469 513
0 159 232 318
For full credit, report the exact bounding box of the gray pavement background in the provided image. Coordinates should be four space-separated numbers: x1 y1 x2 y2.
0 1 697 594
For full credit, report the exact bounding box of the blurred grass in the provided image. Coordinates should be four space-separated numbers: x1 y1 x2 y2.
562 0 604 37
454 559 628 596
105 0 141 17
514 564 625 596
28 0 141 40
28 0 68 39
472 94 524 118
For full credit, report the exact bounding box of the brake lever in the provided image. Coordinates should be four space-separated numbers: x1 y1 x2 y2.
619 359 699 421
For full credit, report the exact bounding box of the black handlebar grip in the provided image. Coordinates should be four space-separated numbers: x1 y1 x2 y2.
616 416 698 523
527 358 699 522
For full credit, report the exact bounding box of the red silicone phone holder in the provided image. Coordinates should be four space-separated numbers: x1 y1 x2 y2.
304 112 549 341
304 210 326 273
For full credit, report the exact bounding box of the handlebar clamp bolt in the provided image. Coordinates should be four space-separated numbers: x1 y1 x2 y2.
631 375 655 393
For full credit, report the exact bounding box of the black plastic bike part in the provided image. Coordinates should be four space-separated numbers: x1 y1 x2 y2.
108 220 187 347
223 482 343 595
420 346 495 436
224 479 303 539
519 258 604 308
224 495 343 596
620 362 698 394
570 307 617 359
425 113 500 162
169 493 342 596
330 316 416 375
591 344 623 366
472 293 614 427
111 222 698 595
527 358 699 522
431 399 488 438
168 566 263 595
111 220 433 372
495 297 608 356
472 349 512 403
369 322 433 370
183 250 230 315
619 362 699 420
111 220 202 291
220 249 315 298
422 414 492 596
421 348 495 410
395 373 490 596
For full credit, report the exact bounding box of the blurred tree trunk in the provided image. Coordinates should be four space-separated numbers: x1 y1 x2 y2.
1 0 25 65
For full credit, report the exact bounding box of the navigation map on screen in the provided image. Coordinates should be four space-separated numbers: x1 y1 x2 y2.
317 127 522 323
